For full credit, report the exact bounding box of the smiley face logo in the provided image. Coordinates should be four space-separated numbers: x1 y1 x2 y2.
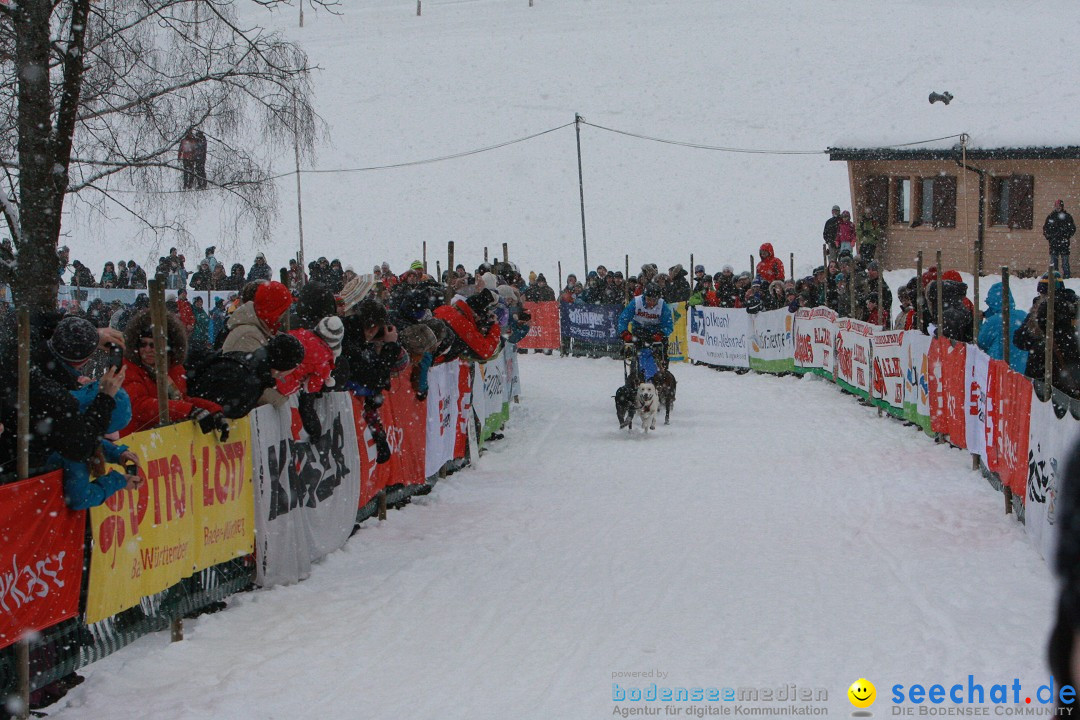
848 678 876 709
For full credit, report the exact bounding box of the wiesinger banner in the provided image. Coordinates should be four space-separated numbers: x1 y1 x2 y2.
871 330 906 414
560 303 620 343
251 393 361 588
687 305 749 368
835 317 874 397
425 360 460 477
984 359 1032 500
749 309 795 373
793 307 837 378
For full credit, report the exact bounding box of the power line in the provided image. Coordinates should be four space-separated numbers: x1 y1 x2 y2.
580 120 827 155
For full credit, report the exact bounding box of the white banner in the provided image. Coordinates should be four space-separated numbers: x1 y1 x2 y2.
251 393 362 587
902 332 933 429
835 317 875 394
964 347 991 460
794 307 838 375
688 306 750 368
1025 396 1080 560
505 343 522 399
872 330 906 409
425 360 461 477
749 309 795 372
473 355 509 428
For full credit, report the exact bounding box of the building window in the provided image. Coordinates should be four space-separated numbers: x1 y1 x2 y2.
912 175 957 228
894 178 912 224
990 174 1034 229
862 175 889 227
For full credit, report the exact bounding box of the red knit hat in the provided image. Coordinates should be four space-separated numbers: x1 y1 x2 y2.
254 281 294 330
942 270 963 283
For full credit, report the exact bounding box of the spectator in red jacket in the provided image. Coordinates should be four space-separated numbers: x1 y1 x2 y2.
756 243 785 284
118 309 224 437
176 288 196 332
433 289 503 362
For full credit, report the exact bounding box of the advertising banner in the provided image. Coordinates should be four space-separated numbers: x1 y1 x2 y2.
835 317 874 397
375 372 428 487
793 307 837 378
87 422 198 624
517 302 560 350
964 346 992 460
984 359 1033 500
559 303 621 343
250 394 362 587
474 355 510 443
902 332 933 434
668 302 688 363
0 471 85 649
425 360 461 478
929 338 968 447
687 306 750 368
506 342 522 399
455 362 473 460
351 396 382 509
872 330 906 413
1025 395 1080 560
749 309 795 374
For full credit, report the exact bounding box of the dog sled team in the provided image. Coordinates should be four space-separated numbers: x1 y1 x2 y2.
613 283 677 434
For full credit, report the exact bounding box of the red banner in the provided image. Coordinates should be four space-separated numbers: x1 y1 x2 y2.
455 361 473 460
929 338 967 447
517 301 561 350
351 395 383 508
984 360 1033 500
377 372 428 487
0 471 85 650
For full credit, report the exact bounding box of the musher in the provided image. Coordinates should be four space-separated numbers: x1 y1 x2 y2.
617 283 673 378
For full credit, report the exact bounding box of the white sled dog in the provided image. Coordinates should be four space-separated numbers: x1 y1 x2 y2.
635 382 660 433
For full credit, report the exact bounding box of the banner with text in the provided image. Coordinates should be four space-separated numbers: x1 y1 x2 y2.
984 359 1033 500
560 303 620 343
872 330 907 413
749 309 795 373
835 317 874 397
375 372 428 488
964 346 992 461
474 355 511 443
902 332 933 434
929 338 968 448
517 302 561 350
425 360 461 478
687 306 750 368
251 394 362 587
87 423 198 624
0 472 85 649
668 302 688 363
1025 395 1080 560
793 307 837 378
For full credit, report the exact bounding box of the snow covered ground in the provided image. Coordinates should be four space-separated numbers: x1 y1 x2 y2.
49 355 1055 719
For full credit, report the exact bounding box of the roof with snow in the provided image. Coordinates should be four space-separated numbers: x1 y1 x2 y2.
829 147 1080 162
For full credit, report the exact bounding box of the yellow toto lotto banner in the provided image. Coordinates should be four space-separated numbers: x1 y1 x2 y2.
668 302 688 363
86 418 254 624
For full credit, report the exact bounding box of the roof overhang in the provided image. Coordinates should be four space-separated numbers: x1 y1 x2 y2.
828 146 1080 162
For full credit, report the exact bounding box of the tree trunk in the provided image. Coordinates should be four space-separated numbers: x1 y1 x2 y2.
13 0 60 311
12 0 92 312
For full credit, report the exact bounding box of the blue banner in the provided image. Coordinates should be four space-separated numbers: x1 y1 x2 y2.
559 302 622 343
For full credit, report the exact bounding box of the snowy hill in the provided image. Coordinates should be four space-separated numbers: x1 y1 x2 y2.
64 0 1080 283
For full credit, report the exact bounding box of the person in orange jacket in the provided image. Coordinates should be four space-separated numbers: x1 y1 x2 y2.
756 243 786 284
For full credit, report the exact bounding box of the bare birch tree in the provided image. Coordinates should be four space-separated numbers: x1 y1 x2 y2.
0 0 335 309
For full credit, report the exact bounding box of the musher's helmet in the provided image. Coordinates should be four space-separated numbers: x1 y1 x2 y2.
643 283 661 299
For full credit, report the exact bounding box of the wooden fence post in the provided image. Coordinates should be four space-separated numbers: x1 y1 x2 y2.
15 307 30 720
916 251 924 335
1001 266 1013 514
935 250 944 339
1046 263 1056 391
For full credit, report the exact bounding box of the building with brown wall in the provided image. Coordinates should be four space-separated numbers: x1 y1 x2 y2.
828 146 1080 274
